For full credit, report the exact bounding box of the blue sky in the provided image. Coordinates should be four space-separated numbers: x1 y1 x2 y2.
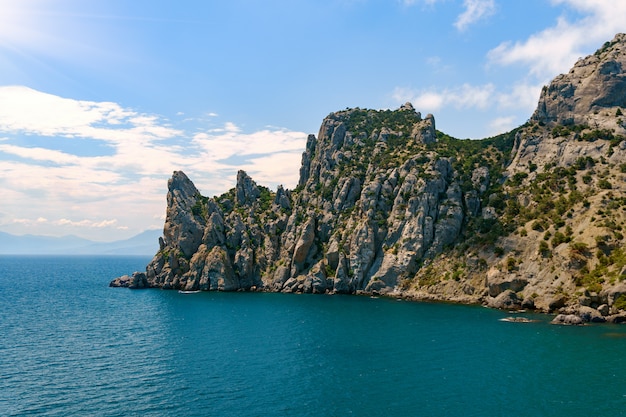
0 0 624 241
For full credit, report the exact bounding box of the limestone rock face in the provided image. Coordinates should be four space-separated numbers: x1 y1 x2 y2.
109 272 147 289
112 34 626 321
235 170 260 206
411 114 436 144
533 33 626 126
510 33 626 173
490 33 626 318
487 290 521 310
140 169 271 292
487 272 528 298
163 171 206 259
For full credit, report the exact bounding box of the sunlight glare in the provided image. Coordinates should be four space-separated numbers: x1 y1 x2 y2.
0 0 45 47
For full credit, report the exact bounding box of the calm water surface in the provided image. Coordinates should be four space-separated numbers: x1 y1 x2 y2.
2 256 626 416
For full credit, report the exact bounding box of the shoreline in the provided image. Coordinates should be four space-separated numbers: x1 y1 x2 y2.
110 276 626 325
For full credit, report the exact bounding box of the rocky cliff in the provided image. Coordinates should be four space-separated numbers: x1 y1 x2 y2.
112 34 626 323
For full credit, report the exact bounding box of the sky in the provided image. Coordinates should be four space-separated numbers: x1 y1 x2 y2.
0 0 624 241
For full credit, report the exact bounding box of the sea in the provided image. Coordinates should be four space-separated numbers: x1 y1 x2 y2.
2 255 626 416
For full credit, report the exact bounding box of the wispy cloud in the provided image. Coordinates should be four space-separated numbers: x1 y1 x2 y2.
454 0 496 31
392 79 541 137
488 1 626 79
11 216 121 230
497 82 543 112
0 86 181 143
0 144 81 165
488 116 516 136
57 218 118 228
392 0 622 138
393 83 496 113
189 125 307 191
0 86 307 239
399 0 443 7
425 56 454 74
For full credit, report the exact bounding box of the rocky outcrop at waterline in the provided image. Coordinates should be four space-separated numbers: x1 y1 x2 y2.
110 272 148 289
113 34 626 323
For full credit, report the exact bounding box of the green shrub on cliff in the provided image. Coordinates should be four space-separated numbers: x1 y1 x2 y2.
614 294 626 311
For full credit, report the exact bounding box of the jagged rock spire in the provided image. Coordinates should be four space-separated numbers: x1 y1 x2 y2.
235 170 260 206
163 170 205 259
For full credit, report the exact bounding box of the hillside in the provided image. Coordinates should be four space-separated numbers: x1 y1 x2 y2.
113 34 626 323
0 230 160 255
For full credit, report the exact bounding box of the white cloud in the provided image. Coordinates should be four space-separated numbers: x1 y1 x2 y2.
488 1 626 80
488 116 516 136
11 218 35 225
57 218 117 228
393 83 495 113
495 82 543 112
9 216 118 229
0 86 181 143
192 125 306 160
452 83 495 109
92 219 118 228
487 18 580 79
392 1 624 139
0 86 308 240
413 91 446 112
224 122 240 133
188 124 307 193
478 1 626 133
238 151 307 189
0 144 81 165
393 88 443 112
455 0 496 31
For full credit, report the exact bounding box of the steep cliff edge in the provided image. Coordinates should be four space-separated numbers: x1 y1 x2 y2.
116 106 499 296
113 34 626 322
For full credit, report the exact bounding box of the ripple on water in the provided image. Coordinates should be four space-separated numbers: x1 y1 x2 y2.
3 257 626 416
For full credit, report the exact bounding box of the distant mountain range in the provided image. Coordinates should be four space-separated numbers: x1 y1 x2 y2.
0 229 161 255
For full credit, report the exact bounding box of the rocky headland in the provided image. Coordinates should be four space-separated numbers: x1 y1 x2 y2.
112 34 626 324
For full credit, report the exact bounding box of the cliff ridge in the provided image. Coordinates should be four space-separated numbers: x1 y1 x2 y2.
113 34 626 323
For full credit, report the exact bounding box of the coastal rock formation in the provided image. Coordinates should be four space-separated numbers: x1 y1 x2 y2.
532 33 626 127
133 105 473 296
109 272 147 289
509 33 626 173
114 34 626 321
551 314 584 325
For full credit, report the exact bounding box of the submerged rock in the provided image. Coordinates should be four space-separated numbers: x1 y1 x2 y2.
499 316 536 323
551 314 584 325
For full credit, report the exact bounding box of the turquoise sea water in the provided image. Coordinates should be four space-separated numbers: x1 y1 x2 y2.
2 256 626 416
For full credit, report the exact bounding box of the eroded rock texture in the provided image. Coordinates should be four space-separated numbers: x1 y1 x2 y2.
114 34 626 321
